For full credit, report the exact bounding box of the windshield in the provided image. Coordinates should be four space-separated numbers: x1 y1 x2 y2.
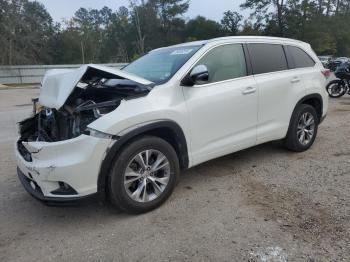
123 45 202 84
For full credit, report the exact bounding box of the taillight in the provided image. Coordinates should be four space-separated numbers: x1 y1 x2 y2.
321 69 331 79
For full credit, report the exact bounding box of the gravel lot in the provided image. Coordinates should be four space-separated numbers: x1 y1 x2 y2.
0 88 349 262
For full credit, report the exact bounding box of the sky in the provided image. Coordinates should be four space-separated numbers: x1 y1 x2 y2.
36 0 247 22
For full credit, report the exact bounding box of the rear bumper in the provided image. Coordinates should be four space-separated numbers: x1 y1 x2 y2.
17 167 98 205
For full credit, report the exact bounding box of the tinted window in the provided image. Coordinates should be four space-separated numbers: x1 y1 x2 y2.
248 43 288 74
194 44 247 84
288 46 315 68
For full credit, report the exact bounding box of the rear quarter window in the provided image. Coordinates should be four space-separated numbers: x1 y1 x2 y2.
248 43 288 75
287 46 316 68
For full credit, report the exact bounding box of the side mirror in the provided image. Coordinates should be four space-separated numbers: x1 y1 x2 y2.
181 65 209 86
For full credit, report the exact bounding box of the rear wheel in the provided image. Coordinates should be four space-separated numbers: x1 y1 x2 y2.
108 136 179 214
284 104 319 152
326 80 346 98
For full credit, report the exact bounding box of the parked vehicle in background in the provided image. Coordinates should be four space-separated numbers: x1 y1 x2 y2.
329 57 350 71
336 57 349 63
326 61 350 98
318 55 332 68
15 36 329 214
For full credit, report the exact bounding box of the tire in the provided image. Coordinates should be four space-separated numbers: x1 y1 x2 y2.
326 80 346 98
284 104 319 152
108 135 180 214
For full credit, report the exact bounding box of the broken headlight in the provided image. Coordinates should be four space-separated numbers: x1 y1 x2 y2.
84 127 116 140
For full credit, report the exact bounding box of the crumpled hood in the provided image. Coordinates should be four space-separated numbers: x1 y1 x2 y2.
39 64 154 110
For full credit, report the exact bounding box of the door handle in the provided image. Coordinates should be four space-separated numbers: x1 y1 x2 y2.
291 77 301 84
242 86 256 95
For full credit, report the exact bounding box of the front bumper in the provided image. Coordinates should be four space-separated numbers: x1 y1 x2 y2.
17 167 98 204
15 134 112 201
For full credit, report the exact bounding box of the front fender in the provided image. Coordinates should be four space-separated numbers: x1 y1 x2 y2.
96 120 189 196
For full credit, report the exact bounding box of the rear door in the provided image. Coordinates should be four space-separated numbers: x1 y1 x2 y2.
284 45 320 95
247 43 306 144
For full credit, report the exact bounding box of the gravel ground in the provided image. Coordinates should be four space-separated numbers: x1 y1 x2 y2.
0 88 349 262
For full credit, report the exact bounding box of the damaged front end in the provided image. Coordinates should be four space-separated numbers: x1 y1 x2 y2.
18 64 153 144
15 64 154 201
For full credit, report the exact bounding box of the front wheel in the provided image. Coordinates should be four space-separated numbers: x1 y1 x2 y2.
108 136 180 214
326 80 346 98
284 104 319 152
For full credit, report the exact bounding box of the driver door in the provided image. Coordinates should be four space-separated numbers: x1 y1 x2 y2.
182 43 258 166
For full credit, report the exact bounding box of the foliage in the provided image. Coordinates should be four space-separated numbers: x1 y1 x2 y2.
0 0 55 64
185 16 223 40
240 0 350 55
1 0 350 65
221 11 243 35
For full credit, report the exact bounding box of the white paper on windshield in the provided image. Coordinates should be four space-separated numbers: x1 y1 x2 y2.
170 49 193 55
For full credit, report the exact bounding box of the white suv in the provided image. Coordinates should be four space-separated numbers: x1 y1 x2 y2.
16 36 329 213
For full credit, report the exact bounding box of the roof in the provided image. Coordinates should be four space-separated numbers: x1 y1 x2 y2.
208 36 306 45
152 36 308 52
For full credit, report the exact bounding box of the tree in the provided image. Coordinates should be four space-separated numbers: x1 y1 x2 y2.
52 22 84 64
149 0 189 29
221 11 243 35
240 21 261 36
0 0 9 64
240 0 287 36
3 0 350 65
100 6 133 62
185 16 223 40
0 0 55 65
129 0 147 55
72 7 113 63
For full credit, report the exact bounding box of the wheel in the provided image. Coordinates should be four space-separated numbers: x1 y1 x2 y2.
284 104 319 152
108 136 180 214
326 80 346 98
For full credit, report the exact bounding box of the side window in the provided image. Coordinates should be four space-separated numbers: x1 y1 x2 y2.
248 43 288 74
288 46 315 68
194 44 247 84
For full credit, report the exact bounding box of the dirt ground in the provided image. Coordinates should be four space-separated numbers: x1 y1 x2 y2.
0 88 349 262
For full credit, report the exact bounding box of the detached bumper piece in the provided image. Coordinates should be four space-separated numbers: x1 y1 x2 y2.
17 167 97 206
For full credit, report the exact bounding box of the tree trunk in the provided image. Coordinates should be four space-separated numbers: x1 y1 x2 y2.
134 5 145 54
335 0 340 14
9 39 12 65
81 41 85 64
326 0 332 16
274 0 285 36
317 0 324 14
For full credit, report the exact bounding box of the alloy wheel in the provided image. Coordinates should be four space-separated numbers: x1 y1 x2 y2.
124 149 171 203
297 112 315 146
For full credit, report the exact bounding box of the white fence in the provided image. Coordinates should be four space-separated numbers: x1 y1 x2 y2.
0 63 128 85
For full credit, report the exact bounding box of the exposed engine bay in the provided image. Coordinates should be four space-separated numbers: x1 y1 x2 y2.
18 66 152 143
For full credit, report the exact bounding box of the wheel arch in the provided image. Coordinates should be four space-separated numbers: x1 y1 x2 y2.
285 93 323 140
294 93 323 122
97 120 189 196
